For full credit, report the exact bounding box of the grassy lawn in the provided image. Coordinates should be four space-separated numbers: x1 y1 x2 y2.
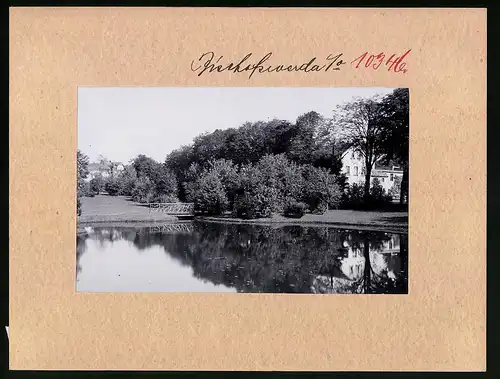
78 195 408 233
78 195 178 223
200 209 408 233
303 209 408 225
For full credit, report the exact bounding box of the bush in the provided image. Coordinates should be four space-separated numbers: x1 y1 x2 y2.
131 177 155 203
232 193 256 219
341 179 393 210
368 178 392 208
341 182 365 209
79 181 93 197
89 176 104 195
186 170 228 215
207 159 240 205
150 164 178 198
77 197 82 216
233 191 273 219
283 198 307 218
105 178 120 196
302 166 341 213
153 194 179 203
388 175 402 202
117 166 137 196
256 154 304 212
232 164 274 219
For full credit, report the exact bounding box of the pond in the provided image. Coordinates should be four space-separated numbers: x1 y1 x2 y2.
76 221 408 294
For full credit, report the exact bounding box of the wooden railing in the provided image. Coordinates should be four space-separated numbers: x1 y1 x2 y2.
148 202 195 215
149 223 194 233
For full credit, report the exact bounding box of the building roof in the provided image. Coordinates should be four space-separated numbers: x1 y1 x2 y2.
374 159 403 171
371 170 389 178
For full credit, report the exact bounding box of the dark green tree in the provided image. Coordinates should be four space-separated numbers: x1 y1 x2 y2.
378 88 409 204
334 96 386 202
77 150 89 216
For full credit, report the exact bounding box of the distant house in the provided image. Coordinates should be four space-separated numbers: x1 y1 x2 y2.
340 147 403 200
85 160 124 182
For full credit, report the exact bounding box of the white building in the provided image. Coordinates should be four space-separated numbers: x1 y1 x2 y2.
85 161 124 182
340 147 403 199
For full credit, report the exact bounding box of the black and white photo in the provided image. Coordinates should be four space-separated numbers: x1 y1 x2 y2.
77 87 409 294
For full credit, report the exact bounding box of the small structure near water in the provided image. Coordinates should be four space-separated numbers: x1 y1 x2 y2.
148 202 195 217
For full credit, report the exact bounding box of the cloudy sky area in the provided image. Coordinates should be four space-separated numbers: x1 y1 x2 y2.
78 87 395 164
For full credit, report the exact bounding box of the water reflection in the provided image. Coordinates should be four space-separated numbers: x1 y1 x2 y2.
76 222 408 294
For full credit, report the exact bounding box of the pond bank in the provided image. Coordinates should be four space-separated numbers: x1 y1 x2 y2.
78 195 408 234
200 210 408 234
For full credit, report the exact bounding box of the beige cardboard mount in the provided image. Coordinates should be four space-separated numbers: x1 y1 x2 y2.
9 7 486 371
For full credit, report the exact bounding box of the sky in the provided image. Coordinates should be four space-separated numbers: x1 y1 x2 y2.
78 87 395 164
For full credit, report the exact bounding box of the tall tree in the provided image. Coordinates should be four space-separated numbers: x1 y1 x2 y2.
378 88 410 204
132 154 158 179
77 150 89 215
334 96 385 201
288 111 322 164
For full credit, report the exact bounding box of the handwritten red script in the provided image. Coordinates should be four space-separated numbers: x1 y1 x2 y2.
351 49 411 73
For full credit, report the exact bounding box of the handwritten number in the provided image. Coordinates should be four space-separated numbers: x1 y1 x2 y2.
373 53 384 69
351 52 368 69
351 50 410 74
365 55 375 68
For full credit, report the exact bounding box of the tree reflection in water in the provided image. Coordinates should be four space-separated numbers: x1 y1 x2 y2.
76 222 408 294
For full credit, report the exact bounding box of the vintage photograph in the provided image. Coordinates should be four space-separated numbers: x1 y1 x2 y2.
76 87 409 294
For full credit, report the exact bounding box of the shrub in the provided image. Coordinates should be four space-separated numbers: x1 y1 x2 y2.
77 197 82 216
131 177 155 203
150 164 178 198
117 166 138 196
233 190 273 219
78 181 93 197
368 178 392 208
341 179 393 210
154 194 179 203
283 198 307 218
388 175 402 201
186 170 228 215
105 178 120 196
89 176 104 195
302 166 341 213
232 164 274 219
256 154 304 211
232 193 256 219
342 182 365 209
215 160 240 207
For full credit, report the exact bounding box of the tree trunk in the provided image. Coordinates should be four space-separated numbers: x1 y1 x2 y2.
399 164 408 205
364 163 372 203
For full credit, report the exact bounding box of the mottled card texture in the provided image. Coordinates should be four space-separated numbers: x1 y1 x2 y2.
9 7 486 371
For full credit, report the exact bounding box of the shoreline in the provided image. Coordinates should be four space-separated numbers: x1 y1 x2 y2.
197 216 408 234
77 196 408 234
77 215 407 234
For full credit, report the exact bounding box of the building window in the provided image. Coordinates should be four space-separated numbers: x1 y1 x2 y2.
390 173 394 181
361 167 365 175
354 166 358 176
346 166 350 175
351 151 355 159
381 177 385 183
